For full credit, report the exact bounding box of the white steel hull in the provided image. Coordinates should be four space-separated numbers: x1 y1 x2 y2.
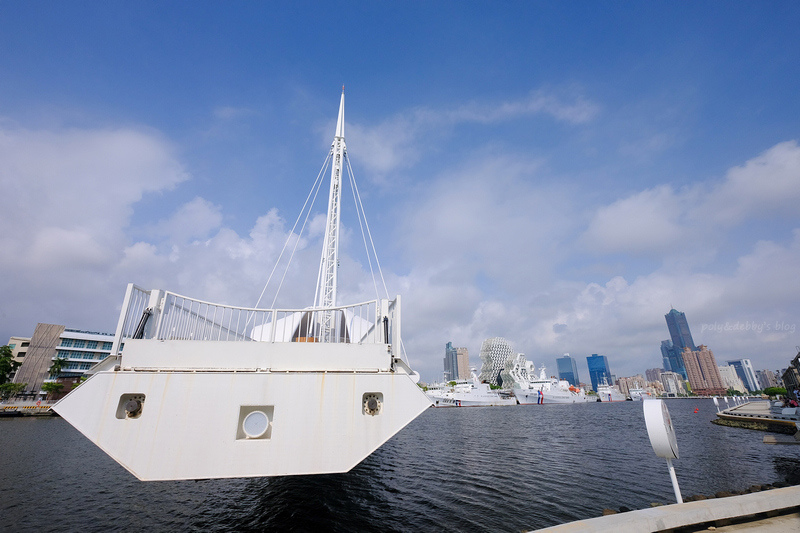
597 387 627 402
514 388 593 404
54 335 431 481
434 393 517 407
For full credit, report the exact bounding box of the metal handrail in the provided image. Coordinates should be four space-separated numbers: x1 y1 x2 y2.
112 283 398 350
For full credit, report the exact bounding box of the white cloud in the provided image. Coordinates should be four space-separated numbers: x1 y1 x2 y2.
709 140 800 224
0 125 188 336
2 115 798 388
396 154 573 293
395 142 800 381
346 88 599 177
447 89 600 125
153 197 223 244
0 126 188 268
582 185 686 254
580 140 800 260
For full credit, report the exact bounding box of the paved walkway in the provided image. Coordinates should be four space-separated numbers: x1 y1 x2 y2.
531 485 800 532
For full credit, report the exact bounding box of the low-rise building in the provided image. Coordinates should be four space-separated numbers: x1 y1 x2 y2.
5 336 30 382
660 371 687 397
11 323 114 401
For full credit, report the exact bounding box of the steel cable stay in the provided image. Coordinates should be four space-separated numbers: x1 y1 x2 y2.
345 156 410 365
253 152 392 315
246 153 331 328
345 155 386 302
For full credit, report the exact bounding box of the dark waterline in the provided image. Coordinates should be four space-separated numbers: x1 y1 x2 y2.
2 400 799 532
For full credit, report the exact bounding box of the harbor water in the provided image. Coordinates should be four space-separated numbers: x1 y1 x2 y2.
2 399 799 532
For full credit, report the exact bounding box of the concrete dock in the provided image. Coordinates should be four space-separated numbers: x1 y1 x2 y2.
0 401 56 416
712 400 800 435
531 485 800 532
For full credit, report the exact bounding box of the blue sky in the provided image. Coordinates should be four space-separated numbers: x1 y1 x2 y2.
2 1 799 383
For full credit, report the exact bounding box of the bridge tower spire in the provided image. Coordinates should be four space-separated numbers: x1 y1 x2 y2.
315 88 347 339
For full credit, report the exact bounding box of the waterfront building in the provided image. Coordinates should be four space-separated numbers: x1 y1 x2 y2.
443 342 470 381
726 359 759 392
11 323 114 401
648 379 665 397
718 365 747 394
682 345 726 396
478 337 516 387
586 354 611 392
756 369 780 390
5 336 30 382
782 349 800 400
645 368 662 382
617 375 646 398
660 371 686 397
556 354 580 386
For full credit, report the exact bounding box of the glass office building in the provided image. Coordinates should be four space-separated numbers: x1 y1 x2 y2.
586 354 611 392
556 354 580 386
660 308 696 381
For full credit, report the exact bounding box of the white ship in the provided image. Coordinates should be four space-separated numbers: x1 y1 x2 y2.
597 379 626 402
511 360 593 404
428 369 517 407
424 381 453 407
53 90 432 481
540 380 594 404
629 388 651 400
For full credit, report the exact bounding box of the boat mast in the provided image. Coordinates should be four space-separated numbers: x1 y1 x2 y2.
315 87 346 340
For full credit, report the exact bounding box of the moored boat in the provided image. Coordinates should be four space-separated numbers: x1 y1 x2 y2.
429 371 516 407
597 380 626 402
512 362 593 404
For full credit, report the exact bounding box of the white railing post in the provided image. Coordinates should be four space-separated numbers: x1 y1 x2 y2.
392 296 401 355
110 283 136 356
147 290 164 339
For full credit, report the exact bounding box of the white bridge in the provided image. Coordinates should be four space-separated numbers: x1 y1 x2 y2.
53 90 431 481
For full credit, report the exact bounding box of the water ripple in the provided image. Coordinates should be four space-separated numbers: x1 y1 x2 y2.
1 400 795 532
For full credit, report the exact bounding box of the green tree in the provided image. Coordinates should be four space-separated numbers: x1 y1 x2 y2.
41 381 65 400
0 382 26 401
49 357 67 378
764 387 787 397
0 345 22 384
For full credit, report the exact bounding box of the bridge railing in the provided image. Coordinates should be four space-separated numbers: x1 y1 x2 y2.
111 283 399 354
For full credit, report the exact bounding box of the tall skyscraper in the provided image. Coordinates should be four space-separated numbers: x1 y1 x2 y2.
665 308 697 352
726 359 758 392
556 354 580 386
660 308 696 381
586 354 611 392
682 345 726 396
443 342 470 381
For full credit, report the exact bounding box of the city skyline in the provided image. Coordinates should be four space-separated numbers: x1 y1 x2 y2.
2 3 799 382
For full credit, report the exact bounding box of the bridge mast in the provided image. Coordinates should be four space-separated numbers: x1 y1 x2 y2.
315 88 346 340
